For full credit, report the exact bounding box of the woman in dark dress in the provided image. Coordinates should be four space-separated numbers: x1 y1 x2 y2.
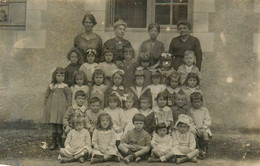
74 14 103 63
168 20 202 71
103 19 132 66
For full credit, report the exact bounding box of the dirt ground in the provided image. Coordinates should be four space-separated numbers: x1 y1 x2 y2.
0 123 260 166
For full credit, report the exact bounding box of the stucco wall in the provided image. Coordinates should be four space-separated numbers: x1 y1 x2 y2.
0 0 259 129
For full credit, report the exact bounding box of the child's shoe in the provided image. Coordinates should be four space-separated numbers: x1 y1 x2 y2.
123 154 133 164
78 157 85 163
190 157 197 163
198 150 206 160
176 156 188 164
60 157 74 163
49 136 57 150
91 156 104 164
135 157 142 162
111 156 120 162
148 157 160 163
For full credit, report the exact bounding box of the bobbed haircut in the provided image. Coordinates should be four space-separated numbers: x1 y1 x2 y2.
51 67 65 84
82 13 97 26
92 69 105 84
73 71 88 86
73 117 85 128
96 113 113 130
148 23 160 33
132 113 145 124
190 92 203 102
155 122 168 134
184 73 200 86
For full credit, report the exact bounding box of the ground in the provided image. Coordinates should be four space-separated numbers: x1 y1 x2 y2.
0 122 260 166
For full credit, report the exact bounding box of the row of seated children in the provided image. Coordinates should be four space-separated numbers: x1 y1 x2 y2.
58 112 203 164
51 87 211 164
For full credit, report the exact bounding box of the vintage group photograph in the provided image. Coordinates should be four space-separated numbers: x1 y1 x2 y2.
0 0 260 165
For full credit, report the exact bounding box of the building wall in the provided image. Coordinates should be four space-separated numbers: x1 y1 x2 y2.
0 0 259 129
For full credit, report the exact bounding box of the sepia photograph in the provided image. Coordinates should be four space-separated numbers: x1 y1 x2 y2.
0 0 260 165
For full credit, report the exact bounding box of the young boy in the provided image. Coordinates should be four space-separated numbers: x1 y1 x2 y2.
190 92 212 159
171 90 191 126
85 97 104 135
118 113 151 164
177 50 200 85
128 69 152 108
63 90 88 147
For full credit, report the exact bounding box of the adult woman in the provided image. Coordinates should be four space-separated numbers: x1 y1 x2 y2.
74 14 102 64
103 19 132 65
139 23 165 68
169 20 202 71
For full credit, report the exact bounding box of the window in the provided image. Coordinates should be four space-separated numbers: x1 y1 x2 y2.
0 0 26 28
106 0 192 29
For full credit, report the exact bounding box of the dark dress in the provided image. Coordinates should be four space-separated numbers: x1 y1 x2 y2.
74 32 103 63
168 35 202 70
139 39 165 66
103 38 132 62
119 60 138 88
128 86 152 109
64 63 81 87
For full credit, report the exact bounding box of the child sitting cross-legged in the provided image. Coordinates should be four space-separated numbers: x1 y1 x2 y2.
118 113 151 164
148 123 172 163
91 113 120 164
171 114 199 163
59 117 92 163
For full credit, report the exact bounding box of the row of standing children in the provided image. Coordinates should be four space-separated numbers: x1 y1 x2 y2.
43 32 211 164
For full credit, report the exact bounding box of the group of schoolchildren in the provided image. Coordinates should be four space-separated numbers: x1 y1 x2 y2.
44 26 212 165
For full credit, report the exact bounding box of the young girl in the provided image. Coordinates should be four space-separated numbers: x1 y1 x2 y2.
79 48 98 86
119 45 137 88
64 47 82 87
91 113 120 164
90 69 107 109
59 118 92 163
171 114 199 163
148 69 166 108
153 92 173 128
98 49 118 85
158 52 176 84
177 50 201 85
148 123 172 163
104 69 125 107
163 72 181 107
104 93 126 144
122 91 139 137
136 53 152 86
182 73 203 106
44 67 72 150
70 71 89 108
190 92 212 159
139 96 156 135
128 69 152 108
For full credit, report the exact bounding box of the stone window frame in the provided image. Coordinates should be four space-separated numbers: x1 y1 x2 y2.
105 0 193 32
0 0 26 28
